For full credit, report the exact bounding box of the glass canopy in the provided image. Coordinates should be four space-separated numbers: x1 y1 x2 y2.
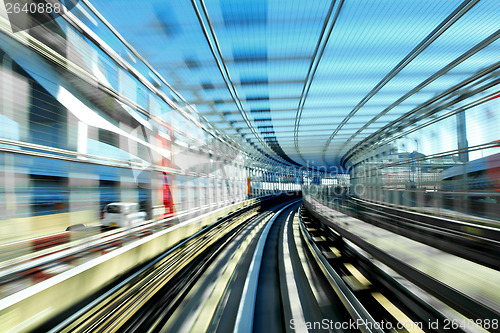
87 0 500 171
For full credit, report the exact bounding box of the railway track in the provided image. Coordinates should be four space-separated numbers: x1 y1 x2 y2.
31 196 494 332
155 200 312 333
298 206 463 333
305 197 500 328
161 200 441 333
38 197 288 332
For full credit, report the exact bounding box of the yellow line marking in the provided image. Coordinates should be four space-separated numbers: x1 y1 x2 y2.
312 236 326 242
372 292 424 333
328 246 341 258
343 263 371 287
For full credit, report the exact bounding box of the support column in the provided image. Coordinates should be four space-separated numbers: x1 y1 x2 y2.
120 171 138 203
69 170 99 227
456 112 469 162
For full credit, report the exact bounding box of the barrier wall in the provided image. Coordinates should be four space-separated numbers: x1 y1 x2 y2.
0 210 100 244
0 198 259 332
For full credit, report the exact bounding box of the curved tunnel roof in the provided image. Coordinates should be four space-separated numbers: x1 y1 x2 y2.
87 0 500 171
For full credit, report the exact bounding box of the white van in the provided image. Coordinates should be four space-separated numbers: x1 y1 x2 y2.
102 202 147 227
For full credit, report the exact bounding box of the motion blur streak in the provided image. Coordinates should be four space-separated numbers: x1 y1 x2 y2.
0 0 500 331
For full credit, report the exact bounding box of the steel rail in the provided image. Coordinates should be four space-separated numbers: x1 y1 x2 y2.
44 199 272 332
144 210 277 333
297 207 384 333
303 200 500 321
350 196 500 239
233 200 301 333
77 216 242 332
298 206 464 333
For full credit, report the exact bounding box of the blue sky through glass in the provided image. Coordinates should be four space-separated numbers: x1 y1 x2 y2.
87 0 500 170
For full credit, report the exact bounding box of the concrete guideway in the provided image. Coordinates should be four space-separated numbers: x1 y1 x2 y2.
0 197 263 332
304 198 500 323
